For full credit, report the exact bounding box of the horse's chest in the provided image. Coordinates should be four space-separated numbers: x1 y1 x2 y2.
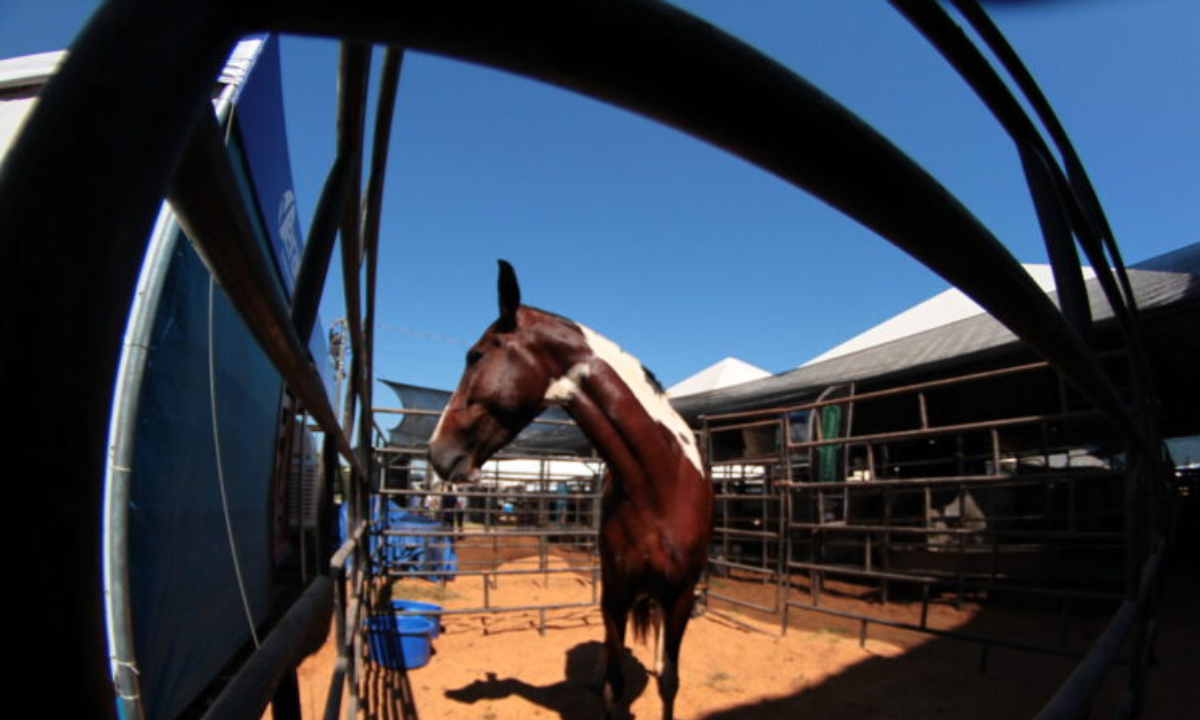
601 510 683 578
598 472 711 583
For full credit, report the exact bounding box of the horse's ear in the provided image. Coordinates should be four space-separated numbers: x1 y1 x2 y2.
497 259 521 331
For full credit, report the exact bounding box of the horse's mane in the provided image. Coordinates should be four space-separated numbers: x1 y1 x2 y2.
528 305 667 397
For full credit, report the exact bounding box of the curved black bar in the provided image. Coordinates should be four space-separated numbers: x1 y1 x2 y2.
255 0 1144 453
168 110 364 476
0 1 243 716
336 42 371 441
292 156 353 342
950 0 1134 288
0 1 1160 715
946 0 1157 436
889 0 1094 332
292 42 373 345
361 48 405 447
889 0 1160 463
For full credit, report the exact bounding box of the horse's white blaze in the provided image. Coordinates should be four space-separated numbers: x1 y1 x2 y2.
430 387 456 443
544 361 591 405
577 324 703 473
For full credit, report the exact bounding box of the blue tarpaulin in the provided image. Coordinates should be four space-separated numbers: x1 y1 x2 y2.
112 35 316 720
128 231 279 720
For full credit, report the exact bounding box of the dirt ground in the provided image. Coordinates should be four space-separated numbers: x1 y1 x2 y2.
277 539 1198 720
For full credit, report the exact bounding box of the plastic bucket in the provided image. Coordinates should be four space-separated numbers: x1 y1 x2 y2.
366 614 435 670
389 600 444 639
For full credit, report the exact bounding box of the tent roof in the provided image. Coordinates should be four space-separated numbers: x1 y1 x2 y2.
383 244 1199 448
803 264 1096 366
0 51 67 162
673 244 1200 420
667 356 771 397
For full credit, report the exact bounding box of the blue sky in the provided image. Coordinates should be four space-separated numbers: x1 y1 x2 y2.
3 1 1197 398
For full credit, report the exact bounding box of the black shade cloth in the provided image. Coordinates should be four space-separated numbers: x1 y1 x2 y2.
381 380 594 455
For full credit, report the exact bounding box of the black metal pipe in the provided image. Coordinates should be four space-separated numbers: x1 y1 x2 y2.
358 51 404 531
292 153 353 345
246 1 1139 455
888 0 1158 466
787 598 1094 662
360 47 404 384
1034 545 1162 720
202 576 333 720
890 1 1097 335
168 108 364 476
383 565 598 579
3 2 1167 714
1019 145 1093 341
289 41 372 346
316 430 340 572
360 49 404 264
946 0 1140 319
336 42 371 441
0 1 242 715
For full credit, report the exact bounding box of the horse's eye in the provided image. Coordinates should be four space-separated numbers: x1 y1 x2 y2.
466 349 483 367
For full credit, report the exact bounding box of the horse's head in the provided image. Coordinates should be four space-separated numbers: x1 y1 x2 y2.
429 261 585 482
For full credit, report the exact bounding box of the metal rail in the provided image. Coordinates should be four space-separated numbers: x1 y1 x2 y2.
170 109 364 476
0 1 1170 717
1035 544 1162 719
703 361 1052 425
699 353 1149 679
785 560 1123 602
368 449 604 638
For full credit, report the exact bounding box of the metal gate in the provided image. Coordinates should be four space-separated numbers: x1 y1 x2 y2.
370 445 605 633
699 361 1142 669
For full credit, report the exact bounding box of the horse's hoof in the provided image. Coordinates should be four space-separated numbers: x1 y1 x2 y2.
603 685 634 720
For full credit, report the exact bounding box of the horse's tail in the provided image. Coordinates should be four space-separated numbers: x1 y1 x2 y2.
629 594 661 643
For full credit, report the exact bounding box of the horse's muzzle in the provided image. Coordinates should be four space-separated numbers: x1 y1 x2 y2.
429 441 478 482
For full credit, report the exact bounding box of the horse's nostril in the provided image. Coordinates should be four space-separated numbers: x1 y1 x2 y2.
429 441 465 480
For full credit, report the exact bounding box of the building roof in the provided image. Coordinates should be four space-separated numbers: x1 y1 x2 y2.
384 244 1200 448
803 264 1096 367
673 244 1200 420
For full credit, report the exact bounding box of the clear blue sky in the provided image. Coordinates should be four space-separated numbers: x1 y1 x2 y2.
3 1 1197 399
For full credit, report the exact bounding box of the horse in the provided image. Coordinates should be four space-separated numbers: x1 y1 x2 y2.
430 261 713 720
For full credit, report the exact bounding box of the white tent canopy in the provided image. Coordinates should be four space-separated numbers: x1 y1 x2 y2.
667 356 770 398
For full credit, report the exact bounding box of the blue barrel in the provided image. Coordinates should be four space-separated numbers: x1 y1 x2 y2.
390 600 444 639
366 615 435 670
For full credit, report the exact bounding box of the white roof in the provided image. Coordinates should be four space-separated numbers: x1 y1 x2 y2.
1 39 264 163
668 356 771 397
802 264 1097 366
0 51 66 162
0 50 65 91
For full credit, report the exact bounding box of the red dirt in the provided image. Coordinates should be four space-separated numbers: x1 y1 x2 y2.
272 544 1198 719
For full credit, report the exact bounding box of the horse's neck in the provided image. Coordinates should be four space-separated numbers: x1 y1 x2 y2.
557 325 702 504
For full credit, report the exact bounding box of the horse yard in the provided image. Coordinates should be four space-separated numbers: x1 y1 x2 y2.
276 538 1197 719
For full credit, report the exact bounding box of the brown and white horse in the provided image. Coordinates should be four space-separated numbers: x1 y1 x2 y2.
430 261 713 720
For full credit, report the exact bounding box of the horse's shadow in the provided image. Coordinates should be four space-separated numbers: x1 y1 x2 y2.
444 641 649 720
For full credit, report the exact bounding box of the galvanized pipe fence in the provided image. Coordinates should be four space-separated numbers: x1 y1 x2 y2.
366 439 605 634
699 361 1145 672
1 1 1173 717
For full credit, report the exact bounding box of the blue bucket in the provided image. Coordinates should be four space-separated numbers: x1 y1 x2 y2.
366 614 435 670
390 600 444 639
